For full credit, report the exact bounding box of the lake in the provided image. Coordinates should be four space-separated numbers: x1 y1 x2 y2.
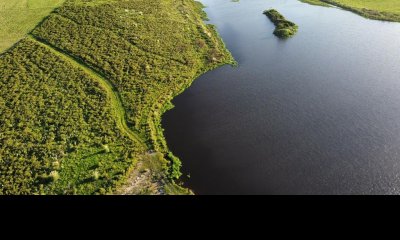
163 0 400 194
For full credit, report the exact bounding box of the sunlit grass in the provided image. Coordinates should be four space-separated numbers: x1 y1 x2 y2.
0 0 65 52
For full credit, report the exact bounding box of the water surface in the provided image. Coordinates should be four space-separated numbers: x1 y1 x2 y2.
163 0 400 194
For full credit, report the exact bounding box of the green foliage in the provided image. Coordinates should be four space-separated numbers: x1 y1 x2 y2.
102 144 110 153
167 152 182 180
32 0 233 141
263 9 298 39
0 0 234 194
52 161 60 170
92 170 100 181
140 152 168 174
52 144 138 194
49 171 60 182
164 183 193 195
0 38 138 194
31 0 233 185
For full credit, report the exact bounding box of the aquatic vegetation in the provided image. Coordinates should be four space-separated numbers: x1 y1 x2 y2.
263 9 298 39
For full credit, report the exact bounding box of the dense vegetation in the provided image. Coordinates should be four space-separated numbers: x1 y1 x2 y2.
0 38 142 194
263 9 298 39
0 0 234 194
0 0 65 53
300 0 400 22
32 0 233 149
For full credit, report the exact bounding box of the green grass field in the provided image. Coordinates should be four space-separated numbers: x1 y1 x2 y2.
0 0 65 52
300 0 400 22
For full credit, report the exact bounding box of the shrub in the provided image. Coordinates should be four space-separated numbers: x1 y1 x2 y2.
49 171 60 182
167 152 182 180
52 161 60 170
102 144 110 153
92 170 100 181
263 9 298 39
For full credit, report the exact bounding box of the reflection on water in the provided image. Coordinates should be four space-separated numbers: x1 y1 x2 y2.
163 0 400 194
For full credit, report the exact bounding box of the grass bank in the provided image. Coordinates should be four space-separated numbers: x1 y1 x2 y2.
263 9 298 39
300 0 400 22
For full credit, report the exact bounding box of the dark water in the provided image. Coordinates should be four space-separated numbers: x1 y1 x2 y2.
163 0 400 194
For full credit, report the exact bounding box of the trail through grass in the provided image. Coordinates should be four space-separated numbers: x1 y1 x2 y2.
30 35 146 149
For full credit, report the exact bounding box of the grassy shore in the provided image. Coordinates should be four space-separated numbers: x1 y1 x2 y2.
300 0 400 22
0 0 234 195
263 9 298 39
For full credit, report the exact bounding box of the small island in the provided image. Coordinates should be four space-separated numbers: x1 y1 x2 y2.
263 9 298 39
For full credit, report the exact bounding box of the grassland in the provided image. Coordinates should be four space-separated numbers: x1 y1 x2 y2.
300 0 400 22
0 0 234 195
263 9 298 39
0 0 65 53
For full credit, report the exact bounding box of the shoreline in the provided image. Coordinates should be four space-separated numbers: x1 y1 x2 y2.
105 1 236 194
150 7 236 195
300 0 400 22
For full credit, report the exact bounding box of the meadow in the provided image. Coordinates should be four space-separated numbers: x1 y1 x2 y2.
0 0 65 52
